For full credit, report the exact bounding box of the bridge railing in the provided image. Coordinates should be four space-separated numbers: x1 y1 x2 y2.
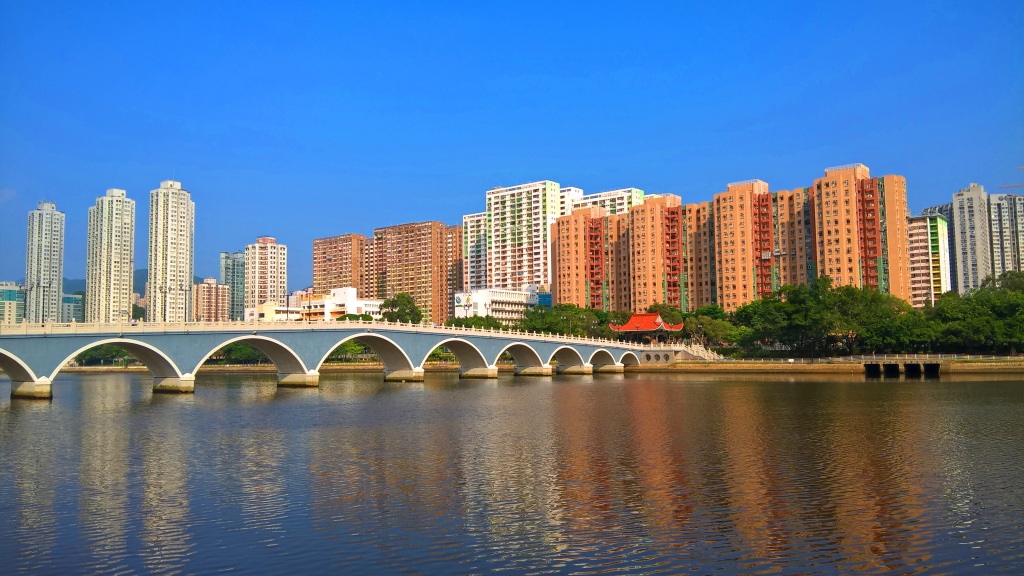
0 319 639 349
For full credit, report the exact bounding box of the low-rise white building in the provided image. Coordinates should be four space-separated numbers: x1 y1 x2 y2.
300 287 384 321
245 301 302 322
453 287 538 323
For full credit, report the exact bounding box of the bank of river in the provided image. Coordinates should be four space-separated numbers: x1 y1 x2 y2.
61 359 1024 376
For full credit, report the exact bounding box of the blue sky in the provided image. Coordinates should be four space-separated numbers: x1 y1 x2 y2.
1 1 1022 288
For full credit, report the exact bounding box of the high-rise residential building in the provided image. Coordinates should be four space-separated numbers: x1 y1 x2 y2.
713 180 769 312
988 193 1024 278
811 165 910 301
86 188 135 323
370 221 462 324
25 201 64 323
485 180 564 289
462 212 488 291
771 188 815 290
147 180 195 322
951 183 992 293
629 195 685 313
907 215 951 307
559 186 585 216
244 236 288 312
61 293 84 323
312 233 367 297
922 203 957 292
219 251 246 320
570 187 645 216
681 201 716 311
192 278 230 322
552 206 614 310
363 237 377 297
0 282 25 325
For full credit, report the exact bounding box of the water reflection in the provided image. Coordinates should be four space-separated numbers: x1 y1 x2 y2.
0 372 1022 573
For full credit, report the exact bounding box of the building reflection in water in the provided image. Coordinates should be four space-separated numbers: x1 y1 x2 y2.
78 375 133 573
5 397 61 572
140 393 194 574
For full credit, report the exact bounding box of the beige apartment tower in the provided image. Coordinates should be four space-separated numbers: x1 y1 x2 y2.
245 236 288 310
86 189 135 323
25 201 65 323
147 180 195 322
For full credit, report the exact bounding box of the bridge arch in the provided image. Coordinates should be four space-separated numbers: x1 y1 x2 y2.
52 338 184 382
588 349 617 367
548 345 586 369
492 342 545 370
416 338 489 372
314 333 416 375
619 351 640 366
191 335 309 377
0 346 40 383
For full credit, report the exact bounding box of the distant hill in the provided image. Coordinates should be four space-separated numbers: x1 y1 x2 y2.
61 270 206 296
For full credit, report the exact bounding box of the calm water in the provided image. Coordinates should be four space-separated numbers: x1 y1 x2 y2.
1 371 1022 575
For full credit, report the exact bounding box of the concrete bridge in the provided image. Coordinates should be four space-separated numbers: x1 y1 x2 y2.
0 320 646 399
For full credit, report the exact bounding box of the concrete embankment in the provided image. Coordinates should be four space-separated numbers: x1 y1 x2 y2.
634 360 1024 375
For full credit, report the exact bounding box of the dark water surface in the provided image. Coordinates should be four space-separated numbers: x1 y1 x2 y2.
1 371 1022 574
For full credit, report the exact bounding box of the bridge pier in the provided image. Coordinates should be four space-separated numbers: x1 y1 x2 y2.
10 377 52 400
460 366 499 379
557 363 593 375
385 367 424 382
593 362 625 374
278 370 320 387
514 365 553 376
153 374 195 394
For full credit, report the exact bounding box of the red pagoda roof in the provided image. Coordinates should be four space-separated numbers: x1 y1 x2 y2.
610 313 683 332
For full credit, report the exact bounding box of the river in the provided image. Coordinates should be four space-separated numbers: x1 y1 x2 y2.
1 371 1022 574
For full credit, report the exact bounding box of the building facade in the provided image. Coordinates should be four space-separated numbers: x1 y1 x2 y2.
921 203 956 293
712 180 768 312
485 180 563 289
147 180 195 322
219 251 246 320
988 193 1024 278
951 183 992 293
0 282 25 325
61 293 84 323
452 288 538 324
370 221 462 324
300 287 383 321
25 201 65 323
312 233 368 297
462 212 488 291
907 215 951 307
569 187 645 216
86 188 135 323
244 236 288 311
192 278 230 322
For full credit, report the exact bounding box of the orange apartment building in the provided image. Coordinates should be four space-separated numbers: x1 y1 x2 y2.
771 188 816 289
628 194 685 313
551 207 631 311
812 164 910 300
369 221 462 324
712 180 771 312
681 201 716 311
312 233 367 298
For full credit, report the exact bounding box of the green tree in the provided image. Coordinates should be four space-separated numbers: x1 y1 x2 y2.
646 303 683 325
379 293 423 324
446 315 505 330
132 304 145 320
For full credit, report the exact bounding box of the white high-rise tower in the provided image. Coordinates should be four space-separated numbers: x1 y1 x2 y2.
244 236 288 313
147 180 195 322
25 201 64 323
86 188 135 323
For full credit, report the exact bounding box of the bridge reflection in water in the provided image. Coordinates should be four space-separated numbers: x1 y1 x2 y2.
0 321 645 399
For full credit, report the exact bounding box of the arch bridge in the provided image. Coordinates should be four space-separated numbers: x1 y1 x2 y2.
0 321 642 399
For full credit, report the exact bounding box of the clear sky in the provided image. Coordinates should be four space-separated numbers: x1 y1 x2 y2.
1 1 1022 288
